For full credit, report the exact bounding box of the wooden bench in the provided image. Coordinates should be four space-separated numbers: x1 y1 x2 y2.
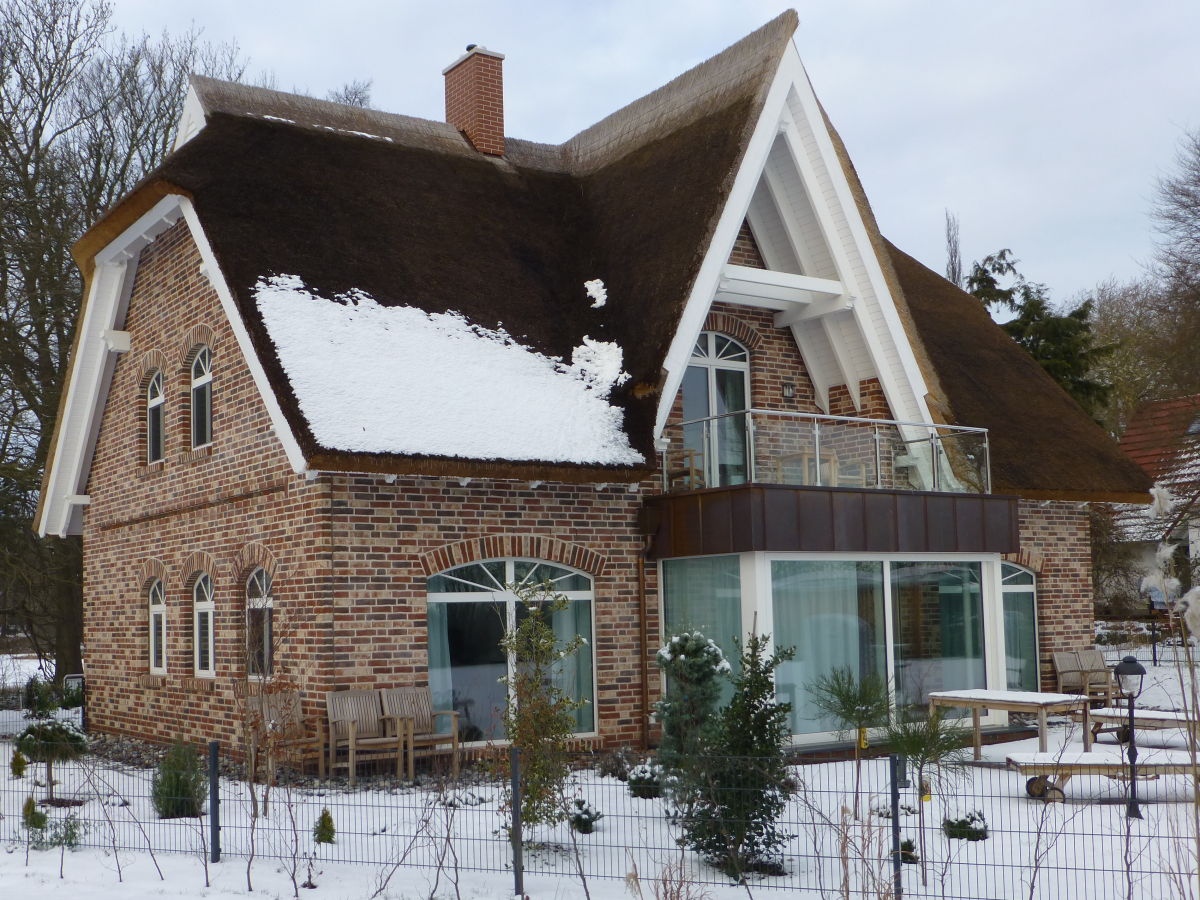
380 686 460 780
1052 650 1130 706
326 689 405 786
1087 707 1200 744
1007 749 1200 801
245 689 325 783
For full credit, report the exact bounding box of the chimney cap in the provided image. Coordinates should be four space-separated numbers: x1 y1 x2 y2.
442 44 505 75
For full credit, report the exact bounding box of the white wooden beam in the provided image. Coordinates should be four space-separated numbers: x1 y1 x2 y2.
790 323 830 412
822 315 862 411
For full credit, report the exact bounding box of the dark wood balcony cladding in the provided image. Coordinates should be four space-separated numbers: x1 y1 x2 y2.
641 484 1020 559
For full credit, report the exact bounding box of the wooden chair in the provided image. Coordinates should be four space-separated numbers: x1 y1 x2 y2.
665 447 704 490
246 689 325 783
379 686 460 780
1052 650 1129 706
326 689 404 786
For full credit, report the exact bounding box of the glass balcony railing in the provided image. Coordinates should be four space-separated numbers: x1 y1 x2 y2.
661 409 990 495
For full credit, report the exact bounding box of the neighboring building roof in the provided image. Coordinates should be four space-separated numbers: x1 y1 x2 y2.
1119 395 1200 484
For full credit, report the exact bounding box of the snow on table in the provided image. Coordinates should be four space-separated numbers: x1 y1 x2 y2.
928 688 1089 706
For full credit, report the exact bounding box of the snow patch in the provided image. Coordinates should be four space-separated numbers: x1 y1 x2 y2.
584 278 607 308
254 275 643 465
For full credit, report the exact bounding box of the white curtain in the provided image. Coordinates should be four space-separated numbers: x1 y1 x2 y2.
552 598 595 732
427 601 453 712
772 561 885 735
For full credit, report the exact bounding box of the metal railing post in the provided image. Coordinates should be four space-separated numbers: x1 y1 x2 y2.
208 740 220 863
813 420 822 486
890 753 904 898
873 425 883 488
510 746 524 898
929 432 940 492
746 411 756 483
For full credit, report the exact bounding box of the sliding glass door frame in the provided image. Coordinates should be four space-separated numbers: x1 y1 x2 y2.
662 551 1011 743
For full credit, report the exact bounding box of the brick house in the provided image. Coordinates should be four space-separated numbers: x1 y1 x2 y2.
37 12 1148 751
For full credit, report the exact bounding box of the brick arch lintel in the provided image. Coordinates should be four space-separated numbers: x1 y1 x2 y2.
1003 549 1045 576
702 311 764 351
419 535 607 578
137 349 171 387
138 558 168 590
231 542 279 584
181 550 220 588
178 322 218 371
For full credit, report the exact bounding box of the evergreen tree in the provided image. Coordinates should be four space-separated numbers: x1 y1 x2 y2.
965 249 1113 418
681 634 794 878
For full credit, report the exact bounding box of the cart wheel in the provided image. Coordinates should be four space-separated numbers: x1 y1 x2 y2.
1115 725 1131 744
1044 786 1066 803
1026 776 1049 798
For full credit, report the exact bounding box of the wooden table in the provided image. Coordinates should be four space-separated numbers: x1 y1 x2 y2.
928 689 1092 761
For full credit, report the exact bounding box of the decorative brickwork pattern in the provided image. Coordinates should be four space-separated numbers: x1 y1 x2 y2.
232 542 279 581
417 535 607 577
180 550 220 586
176 323 218 370
137 558 168 589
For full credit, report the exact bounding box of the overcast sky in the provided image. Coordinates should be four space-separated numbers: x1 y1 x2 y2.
110 0 1200 304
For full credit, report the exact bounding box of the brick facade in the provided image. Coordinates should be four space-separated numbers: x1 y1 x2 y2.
78 222 1093 752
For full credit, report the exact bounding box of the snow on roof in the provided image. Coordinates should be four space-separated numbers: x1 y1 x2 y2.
254 275 644 466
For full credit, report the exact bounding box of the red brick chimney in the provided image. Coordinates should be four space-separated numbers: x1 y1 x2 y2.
443 44 505 157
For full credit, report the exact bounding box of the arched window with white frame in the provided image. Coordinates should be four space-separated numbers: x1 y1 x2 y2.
246 567 273 678
680 332 750 487
426 559 595 742
148 578 166 674
193 573 216 677
1002 563 1039 691
146 371 165 463
190 346 212 449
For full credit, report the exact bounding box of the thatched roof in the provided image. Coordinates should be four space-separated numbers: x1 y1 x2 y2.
132 12 798 480
884 243 1151 502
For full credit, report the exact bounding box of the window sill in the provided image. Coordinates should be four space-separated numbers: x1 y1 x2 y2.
137 673 167 689
137 461 168 480
177 444 214 464
181 676 215 693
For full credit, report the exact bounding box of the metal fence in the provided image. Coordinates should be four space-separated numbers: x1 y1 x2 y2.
2 739 1198 899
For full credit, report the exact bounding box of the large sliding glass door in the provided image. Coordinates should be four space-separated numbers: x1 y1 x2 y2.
427 559 595 742
662 554 1014 740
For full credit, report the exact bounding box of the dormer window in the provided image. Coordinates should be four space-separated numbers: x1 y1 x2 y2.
190 346 212 448
146 371 165 463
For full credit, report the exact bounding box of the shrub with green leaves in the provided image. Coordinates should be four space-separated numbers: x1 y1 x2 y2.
22 795 47 832
627 761 664 799
11 748 29 777
313 807 335 844
151 741 207 818
499 580 586 829
568 799 603 834
15 719 87 801
942 810 988 841
681 633 795 878
22 676 58 719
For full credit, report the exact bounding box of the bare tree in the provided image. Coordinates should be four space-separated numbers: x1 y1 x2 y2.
326 78 372 108
0 0 245 678
944 209 962 289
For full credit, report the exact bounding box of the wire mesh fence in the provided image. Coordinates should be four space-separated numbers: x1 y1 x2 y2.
2 737 1199 898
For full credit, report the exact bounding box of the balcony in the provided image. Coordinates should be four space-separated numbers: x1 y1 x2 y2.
660 408 991 495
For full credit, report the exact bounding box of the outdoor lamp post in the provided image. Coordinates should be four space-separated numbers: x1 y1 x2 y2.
1114 655 1147 819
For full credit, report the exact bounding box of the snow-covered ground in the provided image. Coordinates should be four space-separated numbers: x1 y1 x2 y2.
0 652 45 688
2 664 1199 898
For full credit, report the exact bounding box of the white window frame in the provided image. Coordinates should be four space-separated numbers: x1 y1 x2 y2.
246 567 273 679
1001 562 1039 691
190 346 212 449
193 573 216 678
148 578 166 674
685 332 752 487
146 371 165 464
426 558 598 743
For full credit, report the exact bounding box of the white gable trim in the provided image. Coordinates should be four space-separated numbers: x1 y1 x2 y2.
36 194 306 537
178 199 307 474
654 42 936 434
172 84 206 152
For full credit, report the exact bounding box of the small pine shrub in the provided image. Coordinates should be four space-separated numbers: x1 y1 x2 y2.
16 719 88 801
151 741 206 819
22 795 47 831
568 799 603 834
627 762 663 799
11 748 29 777
942 810 989 841
313 807 335 844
